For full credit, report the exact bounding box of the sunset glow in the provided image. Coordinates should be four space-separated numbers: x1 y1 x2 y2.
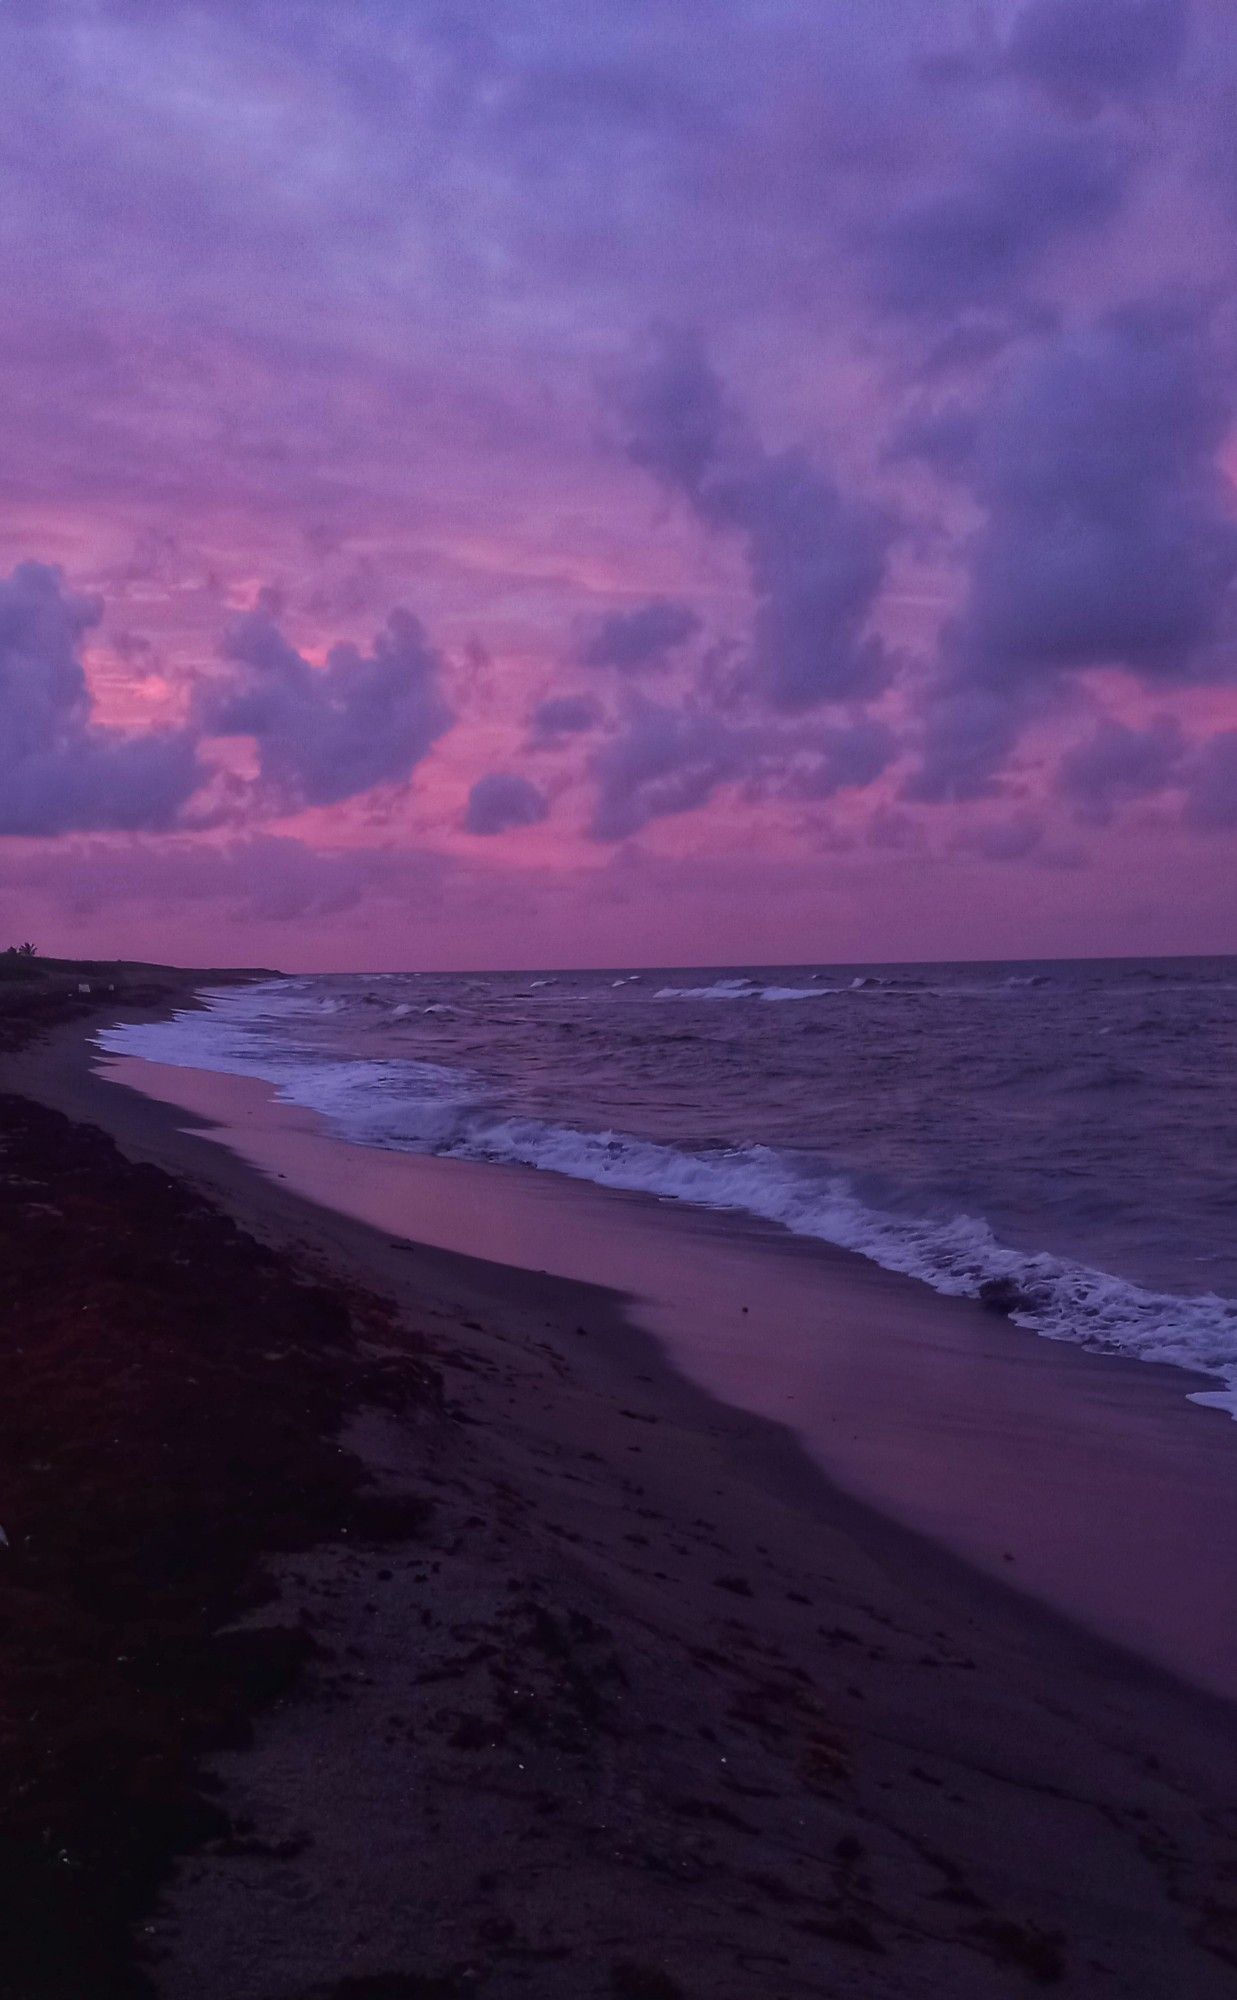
2 0 1235 967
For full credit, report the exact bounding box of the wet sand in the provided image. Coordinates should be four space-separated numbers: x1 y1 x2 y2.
89 1046 1237 1701
4 1012 1237 1998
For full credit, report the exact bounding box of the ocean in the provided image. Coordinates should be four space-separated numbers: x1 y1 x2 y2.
98 958 1237 1416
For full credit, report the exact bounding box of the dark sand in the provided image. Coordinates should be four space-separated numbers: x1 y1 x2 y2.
3 1006 1237 1998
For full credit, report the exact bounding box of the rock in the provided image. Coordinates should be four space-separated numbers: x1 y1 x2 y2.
978 1276 1043 1316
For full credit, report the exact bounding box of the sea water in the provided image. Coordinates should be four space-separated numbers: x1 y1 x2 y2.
98 958 1237 1416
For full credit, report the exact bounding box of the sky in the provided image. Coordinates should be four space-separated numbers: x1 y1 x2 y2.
1 0 1236 970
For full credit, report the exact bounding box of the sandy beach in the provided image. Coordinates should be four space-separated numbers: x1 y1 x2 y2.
88 1045 1237 1704
0 991 1233 1998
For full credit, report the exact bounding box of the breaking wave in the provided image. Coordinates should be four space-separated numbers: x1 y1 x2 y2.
654 979 837 1002
96 988 1237 1418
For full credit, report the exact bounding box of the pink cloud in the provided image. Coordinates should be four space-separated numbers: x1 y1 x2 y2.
0 0 1233 960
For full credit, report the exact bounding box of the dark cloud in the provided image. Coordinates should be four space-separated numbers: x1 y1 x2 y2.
1057 715 1184 823
955 814 1088 867
797 718 898 798
1007 0 1188 103
906 307 1237 799
583 331 905 840
586 701 899 840
0 565 461 839
731 454 892 710
904 686 1042 803
958 311 1236 681
614 330 892 710
872 130 1128 318
0 562 201 836
464 771 548 834
612 325 739 503
8 832 455 927
581 598 699 672
1181 731 1237 831
865 806 922 852
527 693 603 747
589 702 747 841
954 813 1047 862
204 606 454 810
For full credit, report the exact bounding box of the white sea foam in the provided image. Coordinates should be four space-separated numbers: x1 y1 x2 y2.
654 978 756 1000
759 984 843 1001
654 978 831 1002
96 984 1237 1418
653 975 938 1002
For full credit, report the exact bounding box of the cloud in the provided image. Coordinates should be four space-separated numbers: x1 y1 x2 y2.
614 329 892 710
865 806 922 852
954 813 1046 862
527 693 603 747
589 702 747 840
1181 731 1237 831
0 564 463 839
585 701 899 839
796 717 897 798
951 311 1234 681
464 771 549 834
581 597 700 672
613 324 739 502
904 686 1042 803
1007 0 1188 104
872 130 1128 318
0 562 202 836
953 813 1088 867
204 605 454 810
4 0 1237 951
7 832 456 928
906 306 1237 799
1057 715 1184 823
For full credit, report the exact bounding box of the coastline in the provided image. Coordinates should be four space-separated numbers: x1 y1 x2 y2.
60 1027 1237 1700
2 1004 1237 1996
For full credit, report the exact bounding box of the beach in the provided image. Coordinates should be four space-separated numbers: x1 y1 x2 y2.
0 985 1234 1998
6 0 1237 1991
75 1045 1237 1701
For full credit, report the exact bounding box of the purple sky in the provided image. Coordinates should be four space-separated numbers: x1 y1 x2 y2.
1 0 1235 968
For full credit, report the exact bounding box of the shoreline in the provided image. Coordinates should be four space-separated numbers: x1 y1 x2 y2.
56 1023 1237 1703
3 1005 1237 1995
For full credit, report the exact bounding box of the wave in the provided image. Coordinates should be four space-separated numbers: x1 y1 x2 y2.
654 978 839 1003
652 974 969 1002
654 978 756 1000
96 995 1237 1418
